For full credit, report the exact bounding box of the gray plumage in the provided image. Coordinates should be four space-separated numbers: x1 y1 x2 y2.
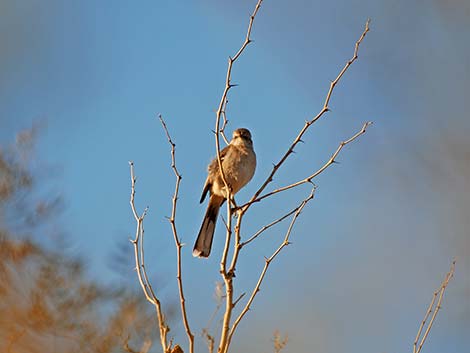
193 128 256 258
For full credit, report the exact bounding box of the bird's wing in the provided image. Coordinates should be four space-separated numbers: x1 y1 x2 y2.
200 179 211 203
201 145 231 203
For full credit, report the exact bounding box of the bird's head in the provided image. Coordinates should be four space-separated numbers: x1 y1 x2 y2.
231 128 253 147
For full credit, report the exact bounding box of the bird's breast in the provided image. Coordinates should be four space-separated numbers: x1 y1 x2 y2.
225 148 256 194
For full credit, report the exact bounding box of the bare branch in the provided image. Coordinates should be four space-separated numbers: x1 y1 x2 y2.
159 116 194 353
220 99 230 145
214 0 264 215
413 260 456 353
216 4 265 353
227 186 316 347
225 209 245 292
240 186 318 248
244 19 371 213
243 121 372 207
218 202 235 353
220 203 234 279
227 181 318 283
208 10 370 353
129 161 170 353
233 292 246 308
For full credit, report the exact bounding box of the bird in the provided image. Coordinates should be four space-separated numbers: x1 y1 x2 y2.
193 128 256 258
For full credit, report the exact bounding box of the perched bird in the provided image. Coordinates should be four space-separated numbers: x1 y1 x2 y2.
193 128 256 258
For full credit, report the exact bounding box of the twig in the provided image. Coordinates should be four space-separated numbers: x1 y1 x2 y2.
241 121 372 208
129 161 170 353
240 189 317 248
233 292 246 308
224 208 245 303
214 0 264 220
218 201 235 353
159 116 194 353
244 19 371 213
212 8 370 353
226 186 316 348
220 99 230 145
216 3 265 353
413 260 456 353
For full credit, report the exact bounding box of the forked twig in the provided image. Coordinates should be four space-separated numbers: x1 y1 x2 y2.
227 180 318 277
241 121 372 208
129 161 170 353
413 260 456 353
240 195 313 248
159 115 194 353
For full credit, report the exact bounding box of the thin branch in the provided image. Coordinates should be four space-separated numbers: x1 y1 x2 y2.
212 8 369 353
240 187 317 248
159 116 194 353
225 208 245 297
220 203 234 276
218 201 235 353
220 99 230 145
214 0 264 214
226 186 316 347
242 121 371 207
139 206 160 303
216 3 264 353
233 292 246 308
215 0 263 353
413 260 456 353
244 19 371 213
129 161 170 353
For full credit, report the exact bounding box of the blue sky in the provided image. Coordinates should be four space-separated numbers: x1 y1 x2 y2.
1 1 469 352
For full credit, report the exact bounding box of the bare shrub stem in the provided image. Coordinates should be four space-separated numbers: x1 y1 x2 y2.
413 260 456 353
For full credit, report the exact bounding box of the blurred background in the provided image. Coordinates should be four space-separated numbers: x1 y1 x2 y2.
1 0 469 352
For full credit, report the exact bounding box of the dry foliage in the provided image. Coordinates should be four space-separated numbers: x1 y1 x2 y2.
0 130 157 353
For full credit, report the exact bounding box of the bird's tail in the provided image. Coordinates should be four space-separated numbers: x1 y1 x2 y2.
193 195 224 258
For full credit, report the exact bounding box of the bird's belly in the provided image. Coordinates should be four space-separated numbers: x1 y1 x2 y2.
226 153 256 194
